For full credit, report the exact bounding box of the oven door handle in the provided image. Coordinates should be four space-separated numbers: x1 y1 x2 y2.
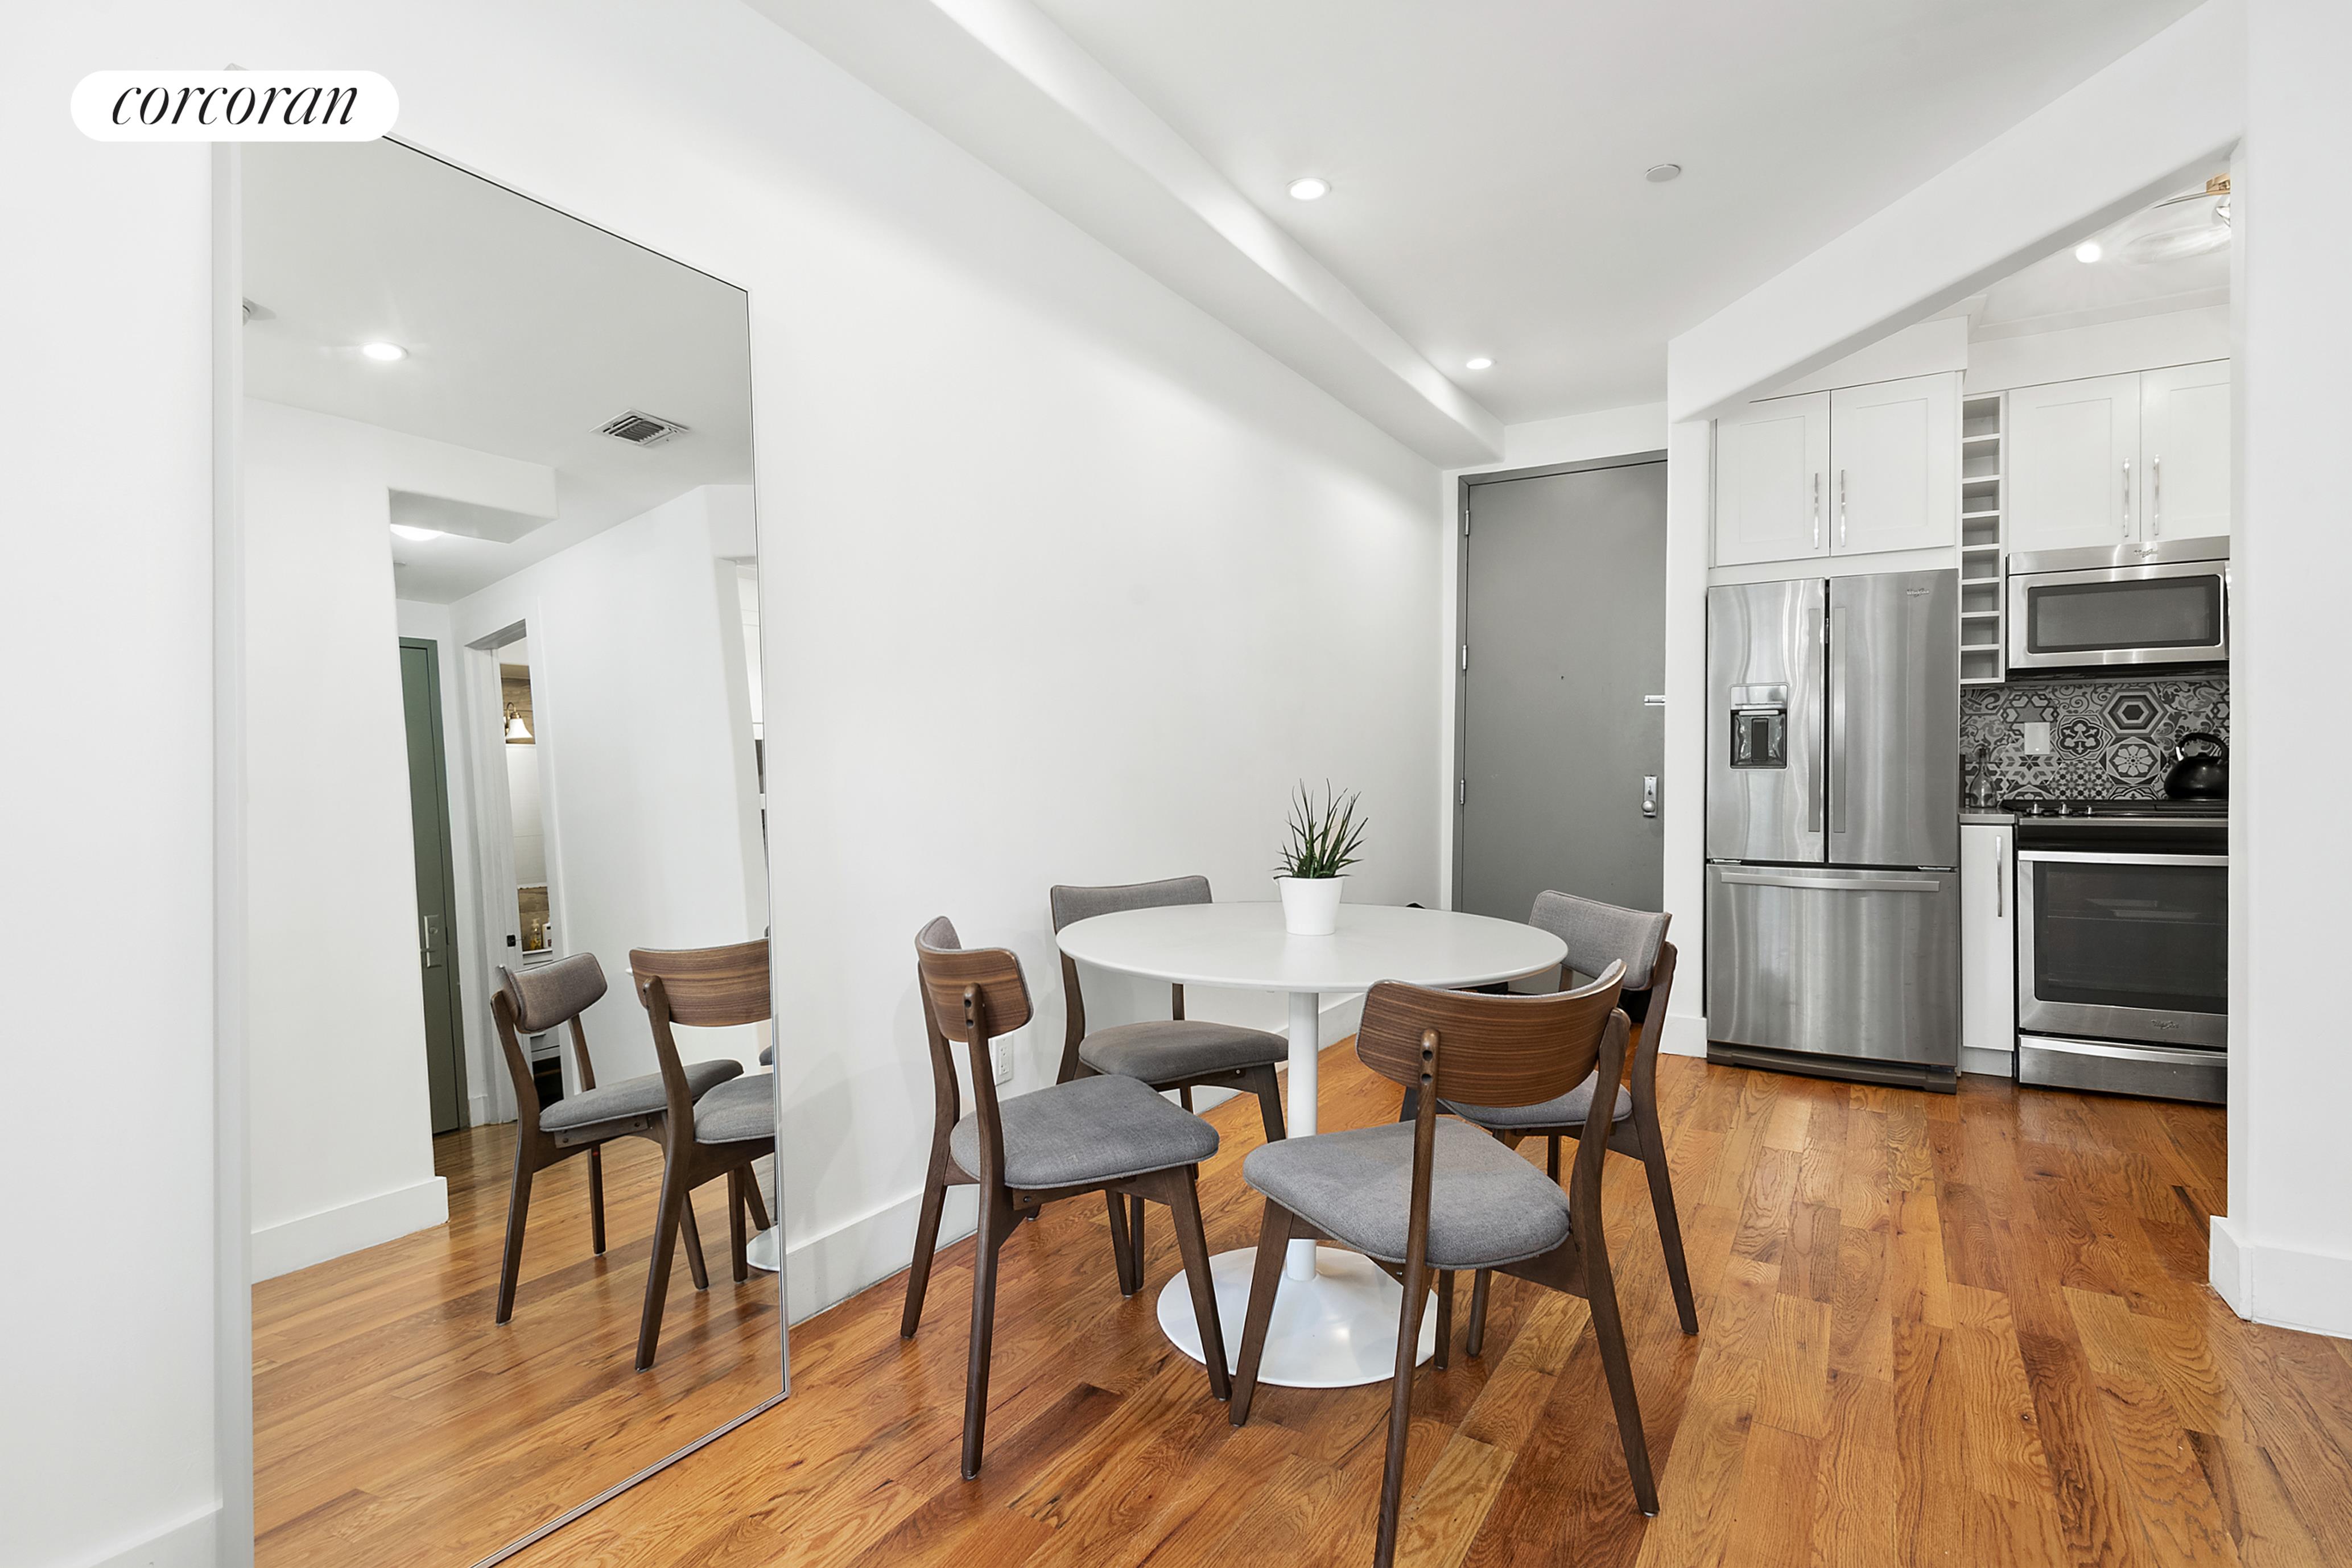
2017 850 2229 867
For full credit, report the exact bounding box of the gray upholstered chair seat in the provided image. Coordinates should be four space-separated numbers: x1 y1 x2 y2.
1078 1019 1287 1082
694 1071 778 1144
758 1043 774 1066
539 1058 742 1133
950 1074 1219 1190
1442 1070 1633 1131
1242 1119 1570 1270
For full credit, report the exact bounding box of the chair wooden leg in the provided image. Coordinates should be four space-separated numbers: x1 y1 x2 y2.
1637 1123 1699 1335
1229 1200 1294 1426
728 1169 750 1284
1586 1241 1659 1515
494 1140 535 1325
1546 1134 1562 1183
1249 1064 1287 1142
744 1165 773 1234
1466 1269 1492 1359
587 1145 606 1257
1162 1168 1229 1401
1374 1247 1434 1568
635 1152 695 1371
1178 1085 1195 1112
962 1192 1013 1479
1128 1195 1148 1293
902 1172 948 1339
681 1192 711 1291
1105 1190 1137 1298
1434 1270 1455 1371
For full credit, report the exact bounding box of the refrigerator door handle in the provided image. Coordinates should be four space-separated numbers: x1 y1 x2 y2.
1717 870 1946 893
1825 603 1846 837
1806 605 1826 835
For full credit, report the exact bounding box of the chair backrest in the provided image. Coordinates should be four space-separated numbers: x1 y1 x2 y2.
492 954 610 1120
629 939 771 1028
1528 892 1669 994
1049 876 1208 1078
914 916 1031 1185
1047 874 1211 931
1356 963 1627 1109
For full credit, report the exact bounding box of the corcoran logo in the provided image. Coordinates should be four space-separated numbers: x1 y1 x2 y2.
72 71 397 142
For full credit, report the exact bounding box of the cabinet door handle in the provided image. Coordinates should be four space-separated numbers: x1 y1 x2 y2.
1838 468 1848 547
1994 841 2004 918
2122 459 2132 537
1812 472 1821 550
2151 455 2161 538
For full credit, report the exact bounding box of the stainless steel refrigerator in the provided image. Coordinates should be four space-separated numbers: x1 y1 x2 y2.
1705 570 1961 1090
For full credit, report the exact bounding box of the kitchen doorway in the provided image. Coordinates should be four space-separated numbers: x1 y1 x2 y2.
1455 453 1669 921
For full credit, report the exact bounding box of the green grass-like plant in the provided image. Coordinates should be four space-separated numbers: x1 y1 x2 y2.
1277 780 1367 880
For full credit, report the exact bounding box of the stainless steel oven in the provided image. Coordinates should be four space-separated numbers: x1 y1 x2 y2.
2013 807 2226 1101
2007 539 2228 673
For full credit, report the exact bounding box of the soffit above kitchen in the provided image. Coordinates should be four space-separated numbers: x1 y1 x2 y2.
751 0 2202 451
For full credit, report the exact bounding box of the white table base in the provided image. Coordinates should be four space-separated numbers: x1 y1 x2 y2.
746 1227 781 1273
1157 1247 1435 1388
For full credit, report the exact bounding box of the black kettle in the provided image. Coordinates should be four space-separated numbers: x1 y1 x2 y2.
2164 731 2229 800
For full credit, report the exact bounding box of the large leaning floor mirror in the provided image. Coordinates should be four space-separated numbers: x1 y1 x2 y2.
236 138 785 1567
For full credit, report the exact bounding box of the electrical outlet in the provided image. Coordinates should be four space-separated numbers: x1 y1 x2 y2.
2020 721 2053 756
992 1036 1014 1084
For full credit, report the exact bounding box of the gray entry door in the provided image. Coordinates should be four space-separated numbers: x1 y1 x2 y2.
399 638 468 1135
1458 457 1668 922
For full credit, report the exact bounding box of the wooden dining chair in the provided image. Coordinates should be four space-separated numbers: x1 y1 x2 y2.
902 916 1230 1478
628 939 778 1371
489 954 740 1324
1228 966 1656 1568
1050 876 1288 1292
1439 893 1697 1341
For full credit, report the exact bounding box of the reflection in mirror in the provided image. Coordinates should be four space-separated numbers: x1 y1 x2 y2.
238 138 781 1567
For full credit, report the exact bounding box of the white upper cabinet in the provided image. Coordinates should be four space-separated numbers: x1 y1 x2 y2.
2008 362 2231 555
2008 373 2141 554
1830 375 1958 556
1714 392 1828 566
2140 360 2233 543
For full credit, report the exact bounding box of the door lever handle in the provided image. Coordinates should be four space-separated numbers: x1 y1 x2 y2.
1641 775 1658 819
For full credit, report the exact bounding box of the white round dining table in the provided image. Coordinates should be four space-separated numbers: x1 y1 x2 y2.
1054 900 1566 1388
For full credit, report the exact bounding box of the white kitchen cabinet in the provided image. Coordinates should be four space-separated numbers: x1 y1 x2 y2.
1960 823 2015 1076
2140 360 2233 543
1713 374 1957 568
2007 362 2232 555
1714 392 1829 566
1830 375 1959 556
2008 373 2141 554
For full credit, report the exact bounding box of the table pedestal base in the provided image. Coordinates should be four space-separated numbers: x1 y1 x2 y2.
746 1227 781 1273
1156 1245 1435 1389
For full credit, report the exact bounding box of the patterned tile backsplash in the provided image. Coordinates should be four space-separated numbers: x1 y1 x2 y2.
1961 671 2230 803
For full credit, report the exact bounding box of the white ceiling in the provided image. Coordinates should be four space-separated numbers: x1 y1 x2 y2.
762 0 2202 442
242 139 754 603
1975 176 2231 336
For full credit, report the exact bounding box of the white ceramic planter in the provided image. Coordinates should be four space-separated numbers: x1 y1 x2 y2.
1276 875 1346 935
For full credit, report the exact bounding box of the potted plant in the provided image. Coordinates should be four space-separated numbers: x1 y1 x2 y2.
1274 780 1366 935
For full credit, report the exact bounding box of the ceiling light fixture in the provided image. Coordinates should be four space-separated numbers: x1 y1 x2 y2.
1645 163 1683 183
1464 357 1494 371
361 341 408 362
1286 176 1330 201
2073 240 2104 265
390 525 441 542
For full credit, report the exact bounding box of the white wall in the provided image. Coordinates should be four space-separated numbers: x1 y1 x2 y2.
2210 0 2352 1339
243 400 449 1281
448 485 771 1082
1965 304 2230 393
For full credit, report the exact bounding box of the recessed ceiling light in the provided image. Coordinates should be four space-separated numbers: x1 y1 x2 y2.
1645 163 1682 183
1287 176 1331 201
1464 356 1495 371
2074 240 2104 264
390 525 441 542
361 341 408 362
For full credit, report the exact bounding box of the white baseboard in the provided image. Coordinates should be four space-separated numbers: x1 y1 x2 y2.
67 1501 218 1568
2209 1215 2352 1339
1659 1010 1707 1058
250 1175 449 1282
1960 1046 2016 1079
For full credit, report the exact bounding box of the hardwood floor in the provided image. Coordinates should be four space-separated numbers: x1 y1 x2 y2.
251 1124 783 1567
266 1048 2352 1567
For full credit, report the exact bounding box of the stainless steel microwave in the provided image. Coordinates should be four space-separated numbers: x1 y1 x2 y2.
2007 539 2229 672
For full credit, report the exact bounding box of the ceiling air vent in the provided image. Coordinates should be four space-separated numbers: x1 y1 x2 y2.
597 409 689 448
